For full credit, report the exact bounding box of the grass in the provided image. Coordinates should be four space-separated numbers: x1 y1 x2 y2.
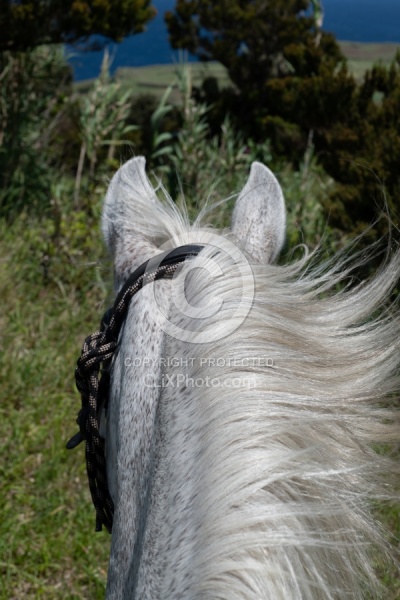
339 41 400 81
0 211 111 599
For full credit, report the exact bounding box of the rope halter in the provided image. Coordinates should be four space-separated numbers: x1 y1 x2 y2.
66 244 204 532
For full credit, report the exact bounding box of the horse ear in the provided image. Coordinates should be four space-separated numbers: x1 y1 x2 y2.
231 162 286 263
101 156 159 253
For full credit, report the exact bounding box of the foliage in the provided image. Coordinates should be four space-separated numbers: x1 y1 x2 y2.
165 2 400 246
278 154 335 252
317 53 400 241
166 0 311 71
147 85 175 168
0 0 156 52
74 51 137 207
165 0 352 161
0 45 72 217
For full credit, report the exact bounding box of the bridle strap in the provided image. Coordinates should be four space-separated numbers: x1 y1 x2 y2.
66 244 204 532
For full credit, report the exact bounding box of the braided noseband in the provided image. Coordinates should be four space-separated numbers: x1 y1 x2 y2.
66 244 204 533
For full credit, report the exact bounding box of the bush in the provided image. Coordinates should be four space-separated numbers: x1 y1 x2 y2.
0 46 72 217
317 54 400 243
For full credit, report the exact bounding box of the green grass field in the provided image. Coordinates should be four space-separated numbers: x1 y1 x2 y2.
0 212 111 599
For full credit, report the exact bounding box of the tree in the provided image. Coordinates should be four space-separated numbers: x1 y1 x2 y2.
165 0 354 160
166 1 400 245
318 56 400 240
0 45 73 215
0 0 156 52
166 0 315 88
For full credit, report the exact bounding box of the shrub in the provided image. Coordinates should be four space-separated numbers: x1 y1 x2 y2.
0 45 72 217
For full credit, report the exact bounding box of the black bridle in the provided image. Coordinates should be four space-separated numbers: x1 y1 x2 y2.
66 244 204 533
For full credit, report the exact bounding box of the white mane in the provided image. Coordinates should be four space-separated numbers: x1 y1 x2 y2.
102 157 399 599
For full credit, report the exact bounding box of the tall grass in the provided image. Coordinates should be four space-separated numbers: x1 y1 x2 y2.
74 51 137 208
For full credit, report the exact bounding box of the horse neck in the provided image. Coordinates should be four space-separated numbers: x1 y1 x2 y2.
106 284 213 599
105 281 172 600
131 336 209 599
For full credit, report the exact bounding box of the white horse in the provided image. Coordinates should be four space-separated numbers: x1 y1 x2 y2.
99 157 399 599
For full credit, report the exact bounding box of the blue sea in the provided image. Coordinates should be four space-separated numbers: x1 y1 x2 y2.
70 0 400 81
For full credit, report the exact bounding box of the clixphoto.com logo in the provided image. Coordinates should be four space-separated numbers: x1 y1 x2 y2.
144 373 257 389
124 355 275 389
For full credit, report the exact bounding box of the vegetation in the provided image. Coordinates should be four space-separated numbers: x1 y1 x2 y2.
165 0 352 157
319 55 400 241
1 3 399 595
165 1 400 244
0 46 73 216
0 0 156 52
0 210 111 600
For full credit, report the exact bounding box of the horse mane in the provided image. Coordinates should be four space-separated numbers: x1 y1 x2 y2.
103 159 400 599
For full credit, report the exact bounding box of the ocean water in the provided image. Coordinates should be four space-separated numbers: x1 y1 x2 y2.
69 0 400 81
324 0 400 43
